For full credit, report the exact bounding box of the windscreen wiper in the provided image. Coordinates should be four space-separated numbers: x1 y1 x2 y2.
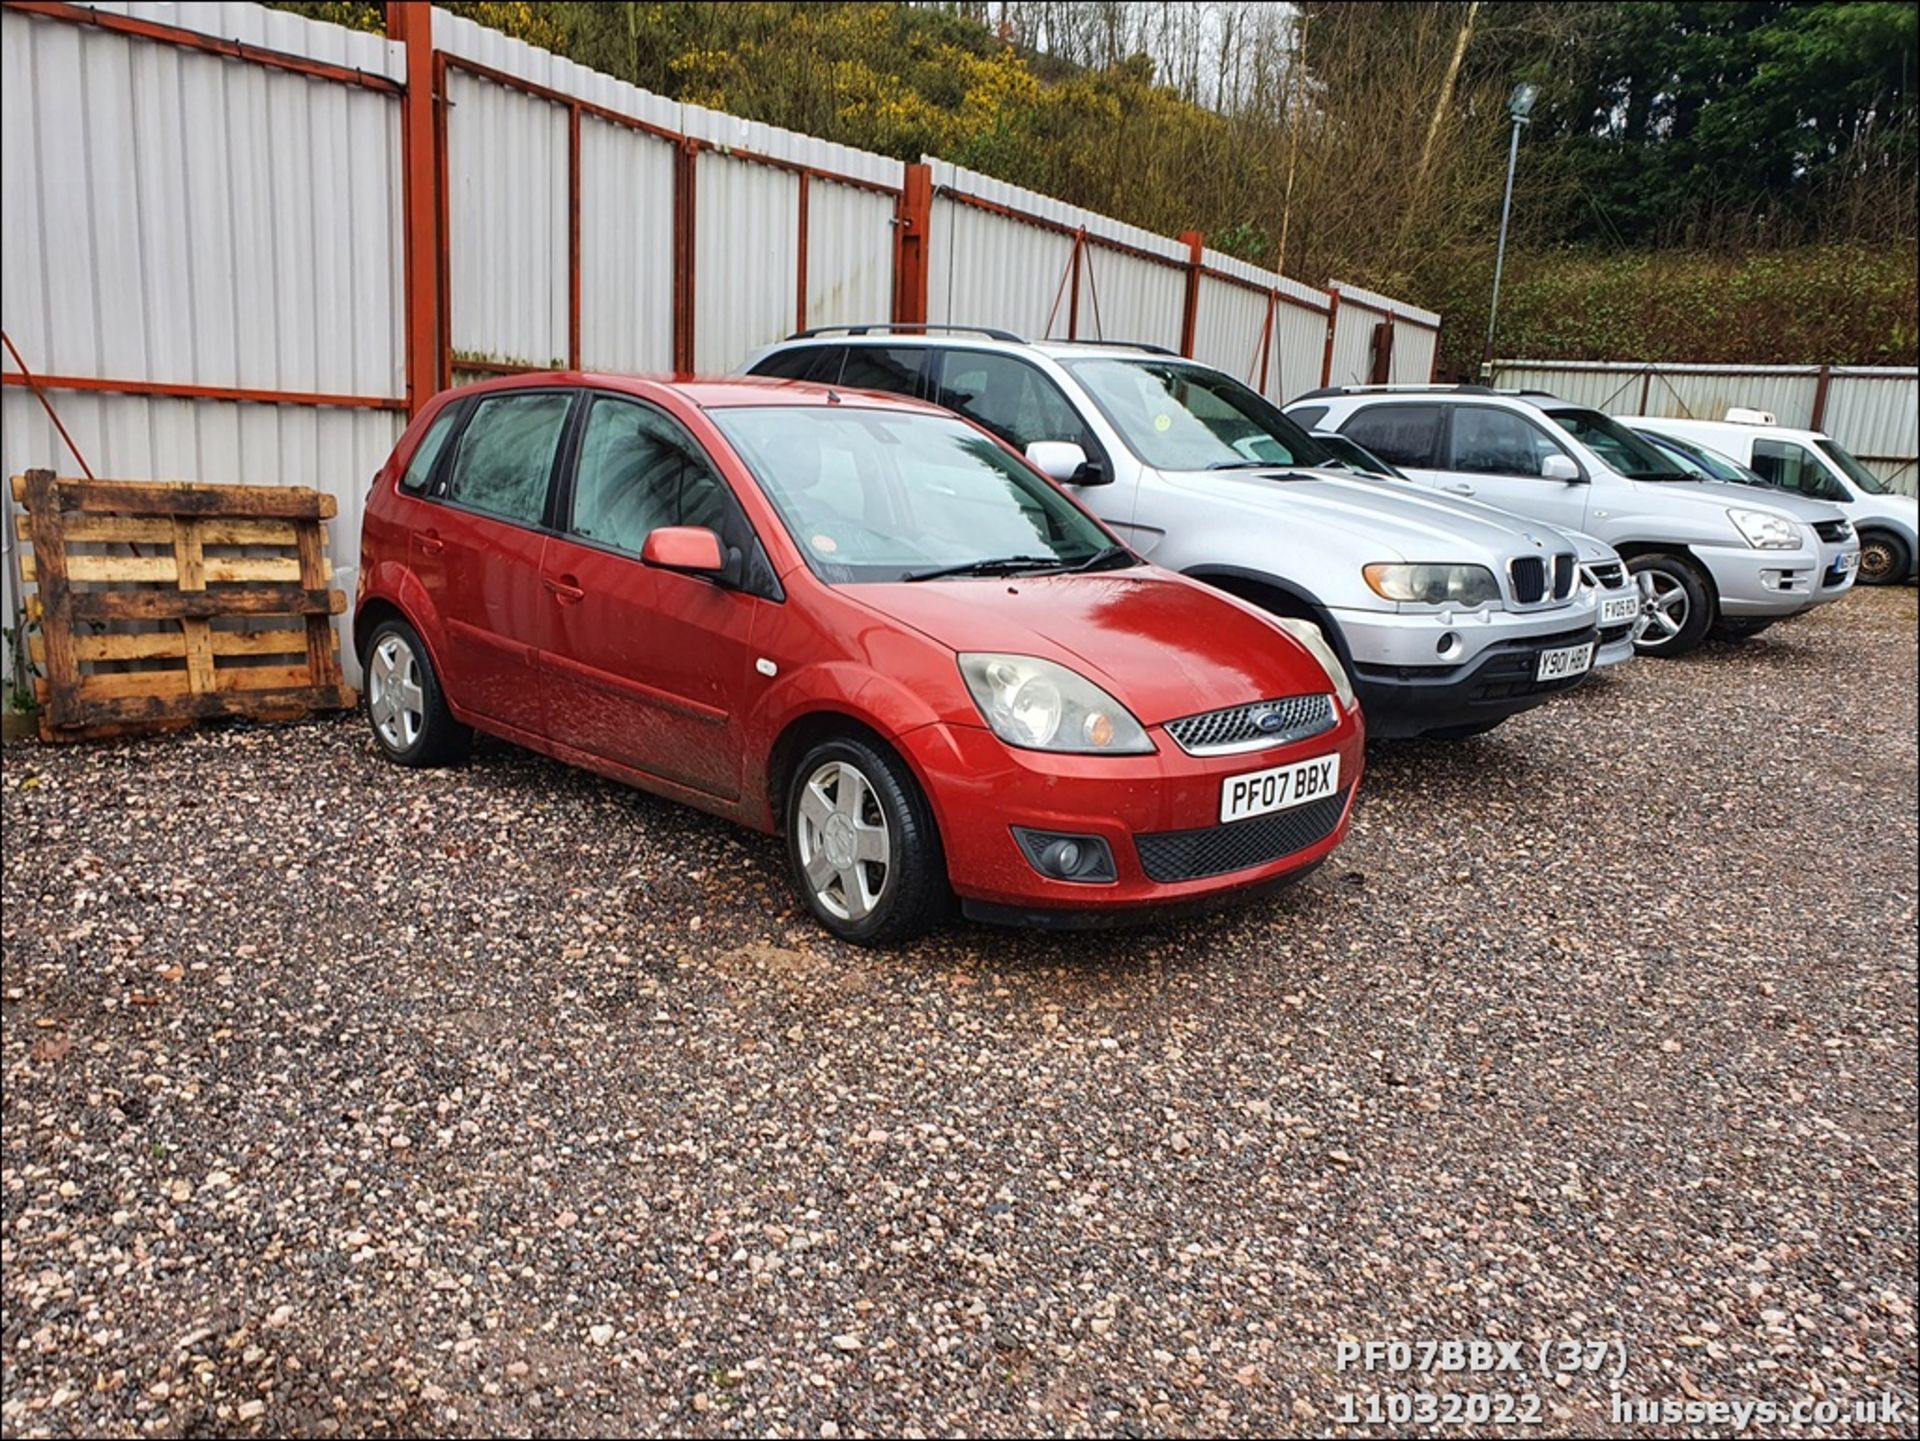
902 554 1068 582
1208 459 1291 470
1064 543 1137 573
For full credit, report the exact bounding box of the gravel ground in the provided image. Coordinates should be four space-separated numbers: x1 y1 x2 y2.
4 587 1916 1439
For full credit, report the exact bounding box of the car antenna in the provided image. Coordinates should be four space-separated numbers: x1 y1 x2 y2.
825 388 842 405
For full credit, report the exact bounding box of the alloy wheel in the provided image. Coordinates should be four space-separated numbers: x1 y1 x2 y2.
368 633 426 751
1633 570 1689 649
795 760 891 922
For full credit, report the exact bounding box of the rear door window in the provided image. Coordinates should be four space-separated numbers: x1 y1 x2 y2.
1341 404 1442 468
444 392 573 527
749 348 821 382
399 404 463 494
837 346 927 397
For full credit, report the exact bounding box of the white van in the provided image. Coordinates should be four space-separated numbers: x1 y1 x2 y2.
1625 415 1917 585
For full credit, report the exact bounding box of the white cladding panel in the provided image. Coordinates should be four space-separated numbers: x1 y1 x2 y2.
579 116 677 375
694 155 799 374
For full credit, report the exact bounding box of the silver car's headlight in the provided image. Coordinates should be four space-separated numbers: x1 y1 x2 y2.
1728 507 1800 550
1362 562 1501 608
958 654 1153 754
1270 616 1357 712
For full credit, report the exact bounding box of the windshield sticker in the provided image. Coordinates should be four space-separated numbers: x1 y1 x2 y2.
1154 414 1172 432
810 533 839 554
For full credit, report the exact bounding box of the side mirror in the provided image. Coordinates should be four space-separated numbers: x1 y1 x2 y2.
1542 454 1583 483
1025 440 1103 486
641 525 725 576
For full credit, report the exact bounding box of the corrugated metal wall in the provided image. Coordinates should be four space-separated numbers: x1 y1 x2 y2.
579 116 677 374
1327 282 1441 389
693 155 800 373
806 182 896 330
928 190 1081 339
1 1 408 684
1489 361 1919 496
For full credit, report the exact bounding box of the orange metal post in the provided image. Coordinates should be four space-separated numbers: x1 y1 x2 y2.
1320 289 1341 387
568 103 582 370
892 163 933 326
672 140 700 375
386 2 441 412
795 172 811 335
1178 231 1204 357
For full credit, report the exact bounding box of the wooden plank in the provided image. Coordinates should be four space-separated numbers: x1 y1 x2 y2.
212 663 319 692
68 586 346 621
15 514 174 544
21 552 322 583
181 620 216 693
172 517 206 591
294 518 344 689
209 629 312 657
56 683 356 728
23 470 83 728
45 478 337 520
70 669 193 701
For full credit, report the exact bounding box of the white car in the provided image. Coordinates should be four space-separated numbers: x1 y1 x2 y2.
1624 414 1917 586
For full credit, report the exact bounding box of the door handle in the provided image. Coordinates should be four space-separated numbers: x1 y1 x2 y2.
417 530 445 555
544 574 586 604
1442 483 1476 496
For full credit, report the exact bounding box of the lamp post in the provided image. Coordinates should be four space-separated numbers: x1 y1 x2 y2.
1483 81 1537 373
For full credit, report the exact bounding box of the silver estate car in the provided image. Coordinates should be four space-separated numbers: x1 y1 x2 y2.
746 330 1603 740
1293 386 1856 657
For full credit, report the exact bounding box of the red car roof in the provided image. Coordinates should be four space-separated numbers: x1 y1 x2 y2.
442 370 943 414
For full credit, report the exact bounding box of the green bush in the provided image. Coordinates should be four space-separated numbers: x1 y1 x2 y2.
1420 245 1918 377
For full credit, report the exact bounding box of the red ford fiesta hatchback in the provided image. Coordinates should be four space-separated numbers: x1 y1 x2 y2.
355 374 1364 944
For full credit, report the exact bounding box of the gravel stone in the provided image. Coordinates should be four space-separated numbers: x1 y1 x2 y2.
3 588 1915 1436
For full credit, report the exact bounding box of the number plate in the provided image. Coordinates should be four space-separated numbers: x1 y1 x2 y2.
1219 753 1341 825
1600 592 1642 625
1535 641 1594 683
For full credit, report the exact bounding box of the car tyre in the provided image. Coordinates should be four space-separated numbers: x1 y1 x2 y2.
364 616 470 767
1627 554 1713 657
785 734 951 946
1857 530 1911 587
1711 617 1775 642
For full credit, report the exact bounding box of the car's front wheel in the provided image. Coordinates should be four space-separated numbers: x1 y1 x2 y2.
784 734 951 946
1627 554 1713 657
1857 530 1912 586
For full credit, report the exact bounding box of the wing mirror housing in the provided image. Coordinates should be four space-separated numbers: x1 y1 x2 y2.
1542 454 1584 483
641 525 726 576
1025 440 1106 486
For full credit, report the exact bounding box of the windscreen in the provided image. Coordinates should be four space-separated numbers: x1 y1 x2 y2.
1061 358 1333 472
1815 438 1890 494
711 406 1117 583
1548 408 1692 481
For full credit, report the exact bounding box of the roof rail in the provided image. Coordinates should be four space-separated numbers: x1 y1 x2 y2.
1292 383 1497 401
1045 337 1178 356
787 323 1025 343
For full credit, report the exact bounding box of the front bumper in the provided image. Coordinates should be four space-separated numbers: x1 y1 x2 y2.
898 709 1365 919
1694 542 1824 619
1336 611 1602 739
1806 538 1861 607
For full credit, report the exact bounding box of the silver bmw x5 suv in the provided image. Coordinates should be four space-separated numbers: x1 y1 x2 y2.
745 329 1605 739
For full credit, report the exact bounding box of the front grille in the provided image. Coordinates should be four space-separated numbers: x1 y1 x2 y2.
1510 553 1578 604
1164 693 1337 755
1510 555 1545 603
1813 519 1852 544
1584 559 1627 589
1599 623 1634 645
1135 787 1350 883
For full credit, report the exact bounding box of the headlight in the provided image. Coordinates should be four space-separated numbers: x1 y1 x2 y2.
1270 616 1357 712
1362 562 1501 607
957 654 1153 754
1728 508 1800 550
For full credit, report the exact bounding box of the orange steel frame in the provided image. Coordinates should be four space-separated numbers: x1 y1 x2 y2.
0 2 1435 420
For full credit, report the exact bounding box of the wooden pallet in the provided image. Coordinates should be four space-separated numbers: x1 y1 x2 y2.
11 469 356 742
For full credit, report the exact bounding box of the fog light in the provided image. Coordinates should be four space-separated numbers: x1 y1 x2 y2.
1436 632 1461 658
1012 828 1117 883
